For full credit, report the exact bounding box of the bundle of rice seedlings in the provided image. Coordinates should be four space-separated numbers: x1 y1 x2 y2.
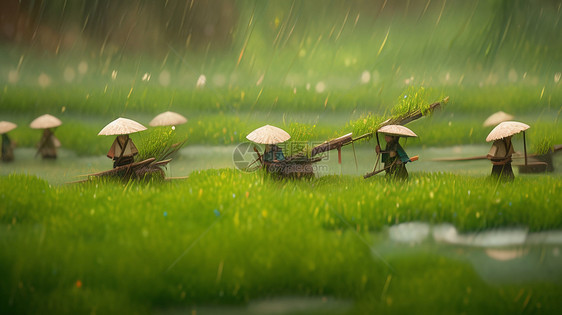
532 136 554 155
132 127 186 179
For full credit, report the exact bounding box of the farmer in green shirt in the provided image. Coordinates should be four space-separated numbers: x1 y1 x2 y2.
374 125 418 180
376 135 410 180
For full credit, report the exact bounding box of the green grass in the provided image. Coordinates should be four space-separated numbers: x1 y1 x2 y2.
1 82 560 116
1 171 561 314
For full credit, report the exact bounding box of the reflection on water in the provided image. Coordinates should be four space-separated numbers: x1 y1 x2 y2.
378 222 562 285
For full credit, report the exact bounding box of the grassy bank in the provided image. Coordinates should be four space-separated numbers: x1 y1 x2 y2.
2 82 561 116
1 171 561 314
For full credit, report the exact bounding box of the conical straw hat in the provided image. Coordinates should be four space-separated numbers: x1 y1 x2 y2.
377 125 418 137
30 114 62 129
149 111 187 127
246 125 291 144
486 121 530 142
98 117 147 136
483 111 514 127
0 121 17 134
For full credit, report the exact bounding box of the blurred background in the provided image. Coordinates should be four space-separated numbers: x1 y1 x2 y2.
0 0 560 158
1 0 560 99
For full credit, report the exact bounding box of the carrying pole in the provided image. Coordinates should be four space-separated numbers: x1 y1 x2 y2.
523 131 528 166
351 141 359 171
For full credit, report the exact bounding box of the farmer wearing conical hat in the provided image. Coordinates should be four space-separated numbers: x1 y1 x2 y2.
98 118 147 168
37 128 61 159
486 121 530 181
1 134 14 162
0 121 17 162
30 114 62 159
376 135 410 180
375 125 417 180
487 136 515 180
246 125 290 164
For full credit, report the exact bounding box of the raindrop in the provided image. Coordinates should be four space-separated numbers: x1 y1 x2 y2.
197 74 207 88
315 81 326 93
256 73 264 86
38 73 51 88
360 71 371 84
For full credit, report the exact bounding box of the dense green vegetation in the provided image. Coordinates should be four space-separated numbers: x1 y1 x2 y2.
1 171 561 314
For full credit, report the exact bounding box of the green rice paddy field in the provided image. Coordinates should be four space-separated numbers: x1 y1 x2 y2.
1 171 562 314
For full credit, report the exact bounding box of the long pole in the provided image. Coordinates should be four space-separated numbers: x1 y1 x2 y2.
373 131 381 172
523 131 528 166
351 141 358 171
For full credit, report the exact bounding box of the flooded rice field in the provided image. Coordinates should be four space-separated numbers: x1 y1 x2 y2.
2 144 559 184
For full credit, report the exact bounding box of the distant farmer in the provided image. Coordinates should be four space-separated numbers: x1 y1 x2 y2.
486 121 530 181
264 144 286 163
98 117 147 168
38 129 61 159
1 134 14 161
1 121 17 162
246 124 291 165
374 125 418 180
30 114 62 159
